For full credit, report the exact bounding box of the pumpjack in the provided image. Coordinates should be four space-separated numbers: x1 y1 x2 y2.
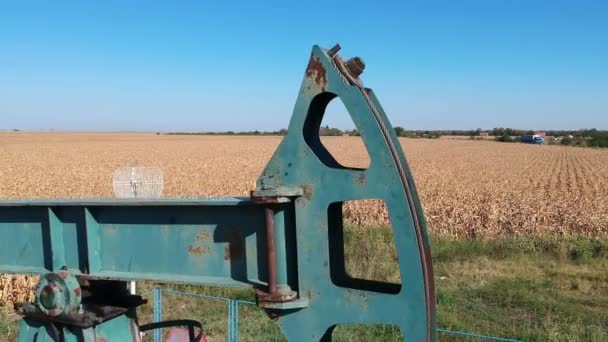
0 44 436 341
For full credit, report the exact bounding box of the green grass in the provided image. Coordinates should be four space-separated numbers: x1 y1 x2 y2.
136 227 608 341
0 309 19 341
2 226 607 341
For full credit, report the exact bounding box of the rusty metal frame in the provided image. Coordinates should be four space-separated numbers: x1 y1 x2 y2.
0 45 436 341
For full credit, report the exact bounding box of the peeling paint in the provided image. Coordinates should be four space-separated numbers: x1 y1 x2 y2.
188 245 210 256
224 244 231 260
302 184 313 200
345 289 368 310
196 230 210 241
305 55 327 90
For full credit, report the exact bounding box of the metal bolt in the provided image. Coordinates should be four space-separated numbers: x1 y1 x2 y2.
327 44 341 57
345 57 365 78
40 285 58 310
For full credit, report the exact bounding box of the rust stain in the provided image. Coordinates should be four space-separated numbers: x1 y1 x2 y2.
104 225 117 234
305 55 327 89
196 230 210 241
160 225 169 237
222 228 244 261
74 288 81 297
302 184 313 200
41 286 54 297
224 244 231 260
188 245 210 256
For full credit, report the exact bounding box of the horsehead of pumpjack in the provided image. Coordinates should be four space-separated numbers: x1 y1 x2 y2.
0 44 436 342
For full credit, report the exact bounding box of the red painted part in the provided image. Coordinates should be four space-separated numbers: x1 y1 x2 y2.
165 328 207 342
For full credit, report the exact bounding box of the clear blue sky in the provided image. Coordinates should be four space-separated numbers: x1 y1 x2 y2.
1 1 606 131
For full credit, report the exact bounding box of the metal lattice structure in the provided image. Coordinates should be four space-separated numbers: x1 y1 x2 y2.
112 166 163 199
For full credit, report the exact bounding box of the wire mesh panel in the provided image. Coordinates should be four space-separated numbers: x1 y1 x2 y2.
237 301 285 342
112 167 163 199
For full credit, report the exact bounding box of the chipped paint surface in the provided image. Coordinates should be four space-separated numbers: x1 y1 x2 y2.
196 230 210 241
345 289 368 310
6 45 435 341
305 55 327 90
187 245 210 256
302 184 313 200
257 45 436 341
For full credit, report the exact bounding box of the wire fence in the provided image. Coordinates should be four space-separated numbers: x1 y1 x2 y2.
141 288 524 342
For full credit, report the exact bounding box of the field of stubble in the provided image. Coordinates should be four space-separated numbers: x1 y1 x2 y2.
1 132 607 238
1 132 608 341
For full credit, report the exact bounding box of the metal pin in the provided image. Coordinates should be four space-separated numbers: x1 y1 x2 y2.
264 207 278 295
345 57 365 78
327 44 341 57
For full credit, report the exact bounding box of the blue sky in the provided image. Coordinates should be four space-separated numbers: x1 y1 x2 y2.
0 1 606 131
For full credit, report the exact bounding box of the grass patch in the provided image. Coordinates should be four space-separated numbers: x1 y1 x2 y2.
430 233 608 262
0 309 18 341
2 226 607 341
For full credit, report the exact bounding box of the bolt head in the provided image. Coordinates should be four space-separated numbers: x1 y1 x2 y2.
345 57 365 78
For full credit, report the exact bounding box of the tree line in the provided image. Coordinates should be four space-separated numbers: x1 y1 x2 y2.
161 127 608 147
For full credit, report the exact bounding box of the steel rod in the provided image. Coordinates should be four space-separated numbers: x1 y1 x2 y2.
264 207 278 295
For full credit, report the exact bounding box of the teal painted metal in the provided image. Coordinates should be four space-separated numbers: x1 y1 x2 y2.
154 288 163 342
0 44 436 341
35 270 81 319
254 44 436 341
0 200 269 286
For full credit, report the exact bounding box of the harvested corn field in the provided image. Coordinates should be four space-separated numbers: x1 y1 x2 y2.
1 132 607 307
1 132 607 238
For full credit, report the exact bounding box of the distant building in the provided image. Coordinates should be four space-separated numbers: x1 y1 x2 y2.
479 132 489 137
534 131 546 137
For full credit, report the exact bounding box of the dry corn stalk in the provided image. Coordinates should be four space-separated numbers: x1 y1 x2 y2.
0 133 607 304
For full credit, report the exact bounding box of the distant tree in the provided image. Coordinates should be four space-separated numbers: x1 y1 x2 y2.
394 126 406 137
561 136 573 145
346 128 360 136
495 134 515 143
319 125 343 136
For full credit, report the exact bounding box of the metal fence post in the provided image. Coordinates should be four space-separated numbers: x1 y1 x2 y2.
227 299 233 342
234 300 240 342
153 288 163 342
227 299 240 342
